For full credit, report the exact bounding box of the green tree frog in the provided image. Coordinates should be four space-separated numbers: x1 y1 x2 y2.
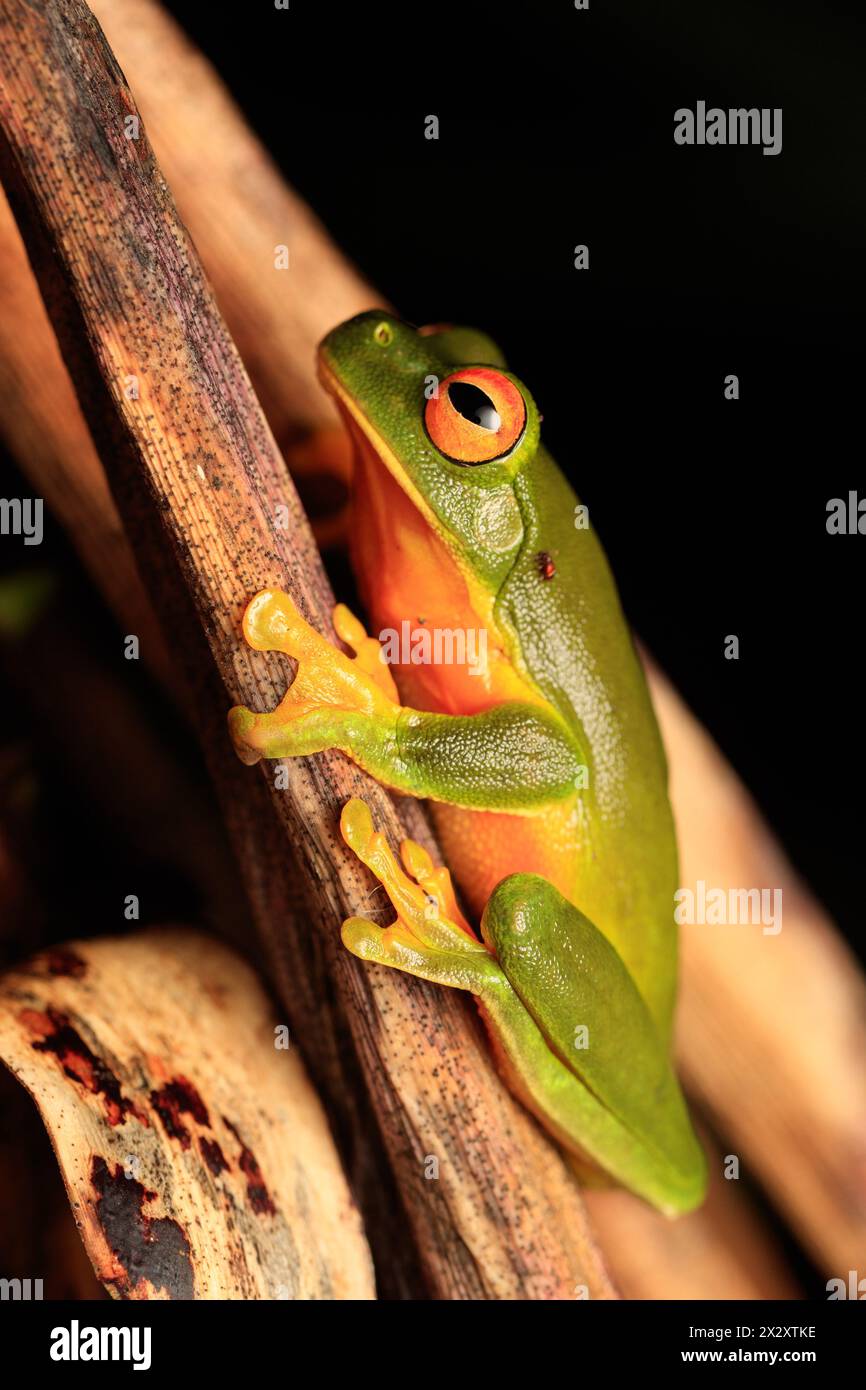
229 312 707 1215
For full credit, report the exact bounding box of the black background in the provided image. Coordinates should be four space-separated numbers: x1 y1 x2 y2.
162 0 864 955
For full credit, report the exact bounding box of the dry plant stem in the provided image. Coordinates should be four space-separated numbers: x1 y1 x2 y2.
0 88 416 1310
651 665 866 1276
0 0 615 1299
0 179 393 1281
584 1125 799 1300
90 0 378 451
0 1066 106 1299
0 196 173 688
0 929 375 1299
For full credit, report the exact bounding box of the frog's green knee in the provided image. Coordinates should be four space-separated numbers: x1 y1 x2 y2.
480 871 708 1216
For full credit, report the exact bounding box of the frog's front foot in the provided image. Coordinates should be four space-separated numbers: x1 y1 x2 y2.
340 798 501 995
228 589 400 766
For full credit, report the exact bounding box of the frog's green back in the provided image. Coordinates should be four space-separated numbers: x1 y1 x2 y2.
496 448 680 1037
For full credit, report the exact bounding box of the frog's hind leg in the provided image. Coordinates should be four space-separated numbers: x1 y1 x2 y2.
340 798 503 995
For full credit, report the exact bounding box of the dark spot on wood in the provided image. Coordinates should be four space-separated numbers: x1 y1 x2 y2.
20 1007 144 1126
151 1075 210 1148
91 1156 194 1300
200 1136 230 1177
224 1118 276 1216
42 947 87 978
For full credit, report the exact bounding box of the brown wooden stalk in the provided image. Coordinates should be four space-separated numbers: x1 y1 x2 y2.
653 667 866 1277
90 0 377 455
0 171 399 1284
0 929 375 1299
0 0 616 1298
0 107 421 1310
0 181 174 689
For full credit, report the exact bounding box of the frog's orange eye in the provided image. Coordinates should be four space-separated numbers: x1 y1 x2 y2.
424 367 526 464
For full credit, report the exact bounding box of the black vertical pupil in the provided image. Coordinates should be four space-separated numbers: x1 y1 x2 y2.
447 381 501 432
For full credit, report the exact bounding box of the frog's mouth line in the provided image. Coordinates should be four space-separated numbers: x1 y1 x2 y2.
316 353 441 540
316 349 519 651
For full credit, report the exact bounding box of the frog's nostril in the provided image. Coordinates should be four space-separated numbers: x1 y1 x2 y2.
447 381 501 432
